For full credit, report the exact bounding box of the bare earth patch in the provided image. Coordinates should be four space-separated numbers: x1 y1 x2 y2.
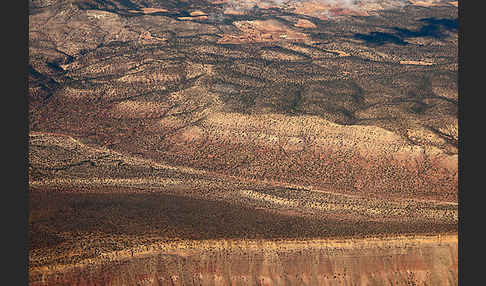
219 19 308 44
400 60 434 65
294 19 317 29
129 7 169 14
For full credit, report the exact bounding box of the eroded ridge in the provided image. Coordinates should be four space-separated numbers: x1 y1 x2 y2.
29 132 456 281
30 235 458 286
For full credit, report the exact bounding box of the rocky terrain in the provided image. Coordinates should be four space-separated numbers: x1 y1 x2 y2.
30 235 457 286
29 0 458 284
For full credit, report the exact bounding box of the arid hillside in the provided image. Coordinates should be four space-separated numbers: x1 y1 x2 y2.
29 0 458 284
30 235 457 286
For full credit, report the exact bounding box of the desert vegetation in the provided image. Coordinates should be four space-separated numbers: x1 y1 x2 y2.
29 0 458 284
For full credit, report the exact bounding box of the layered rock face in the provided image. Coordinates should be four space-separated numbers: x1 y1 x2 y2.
30 236 457 286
